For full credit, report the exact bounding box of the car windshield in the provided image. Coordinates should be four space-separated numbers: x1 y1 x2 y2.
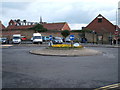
33 36 42 39
13 37 20 39
21 36 25 38
55 37 62 40
2 38 7 40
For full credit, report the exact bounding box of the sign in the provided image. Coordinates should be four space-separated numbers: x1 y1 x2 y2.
98 36 102 40
69 35 74 40
114 31 119 35
49 35 53 40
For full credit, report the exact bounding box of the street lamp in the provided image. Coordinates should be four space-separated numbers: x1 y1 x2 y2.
109 32 112 45
92 30 95 44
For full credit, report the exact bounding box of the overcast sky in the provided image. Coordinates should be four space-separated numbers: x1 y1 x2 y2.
0 0 119 30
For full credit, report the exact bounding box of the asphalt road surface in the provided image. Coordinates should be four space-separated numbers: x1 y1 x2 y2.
2 45 119 88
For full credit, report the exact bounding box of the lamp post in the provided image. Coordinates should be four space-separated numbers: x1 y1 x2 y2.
92 31 95 44
96 32 98 44
109 32 112 45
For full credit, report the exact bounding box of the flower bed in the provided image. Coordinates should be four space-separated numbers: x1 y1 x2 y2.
51 44 83 48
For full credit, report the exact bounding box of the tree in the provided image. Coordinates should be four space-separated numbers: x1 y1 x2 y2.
61 30 70 39
30 24 47 32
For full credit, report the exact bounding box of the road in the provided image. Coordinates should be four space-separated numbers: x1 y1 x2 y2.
2 45 119 88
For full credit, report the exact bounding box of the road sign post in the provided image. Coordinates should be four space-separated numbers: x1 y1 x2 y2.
49 35 53 46
69 35 74 47
49 35 53 41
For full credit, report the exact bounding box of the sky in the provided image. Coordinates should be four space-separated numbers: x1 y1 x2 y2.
118 1 120 25
0 0 119 30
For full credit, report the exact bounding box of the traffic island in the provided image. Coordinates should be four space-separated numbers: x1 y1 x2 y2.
30 47 102 57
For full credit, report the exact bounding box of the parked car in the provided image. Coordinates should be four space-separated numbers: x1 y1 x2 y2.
65 37 71 42
31 37 33 41
0 37 9 44
21 36 27 41
32 33 43 44
52 37 63 44
45 36 50 41
42 36 50 42
12 34 21 44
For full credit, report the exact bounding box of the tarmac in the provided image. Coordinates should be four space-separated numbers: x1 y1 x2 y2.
1 43 119 56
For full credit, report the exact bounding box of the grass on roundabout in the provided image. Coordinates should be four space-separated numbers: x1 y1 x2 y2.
47 44 84 50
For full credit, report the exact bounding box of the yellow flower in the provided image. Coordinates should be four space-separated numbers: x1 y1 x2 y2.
51 44 83 48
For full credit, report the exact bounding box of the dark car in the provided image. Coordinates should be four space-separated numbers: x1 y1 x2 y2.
0 37 9 44
52 37 63 44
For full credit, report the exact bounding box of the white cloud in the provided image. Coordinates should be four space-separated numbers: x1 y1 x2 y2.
69 24 87 30
1 0 119 29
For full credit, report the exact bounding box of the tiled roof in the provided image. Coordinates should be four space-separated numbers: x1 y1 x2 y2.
43 22 66 31
0 21 5 29
2 24 5 29
6 22 70 31
85 14 116 33
7 25 34 30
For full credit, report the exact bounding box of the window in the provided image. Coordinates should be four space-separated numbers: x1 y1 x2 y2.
10 23 13 25
97 16 103 23
98 18 102 23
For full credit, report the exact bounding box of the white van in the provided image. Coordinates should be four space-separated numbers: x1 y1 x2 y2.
32 33 43 44
12 34 21 44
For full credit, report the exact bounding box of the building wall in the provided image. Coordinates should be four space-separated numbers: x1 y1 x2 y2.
71 32 112 44
62 23 71 31
2 29 34 39
2 29 112 44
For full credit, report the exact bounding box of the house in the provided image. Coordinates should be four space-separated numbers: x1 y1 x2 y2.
85 14 119 44
2 19 71 39
7 19 70 31
85 14 116 33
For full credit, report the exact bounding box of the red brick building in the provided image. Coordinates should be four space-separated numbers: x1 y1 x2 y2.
0 21 5 29
85 14 120 44
86 14 116 33
0 21 6 37
2 19 71 39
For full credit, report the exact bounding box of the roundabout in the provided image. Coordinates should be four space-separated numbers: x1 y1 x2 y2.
30 46 102 57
